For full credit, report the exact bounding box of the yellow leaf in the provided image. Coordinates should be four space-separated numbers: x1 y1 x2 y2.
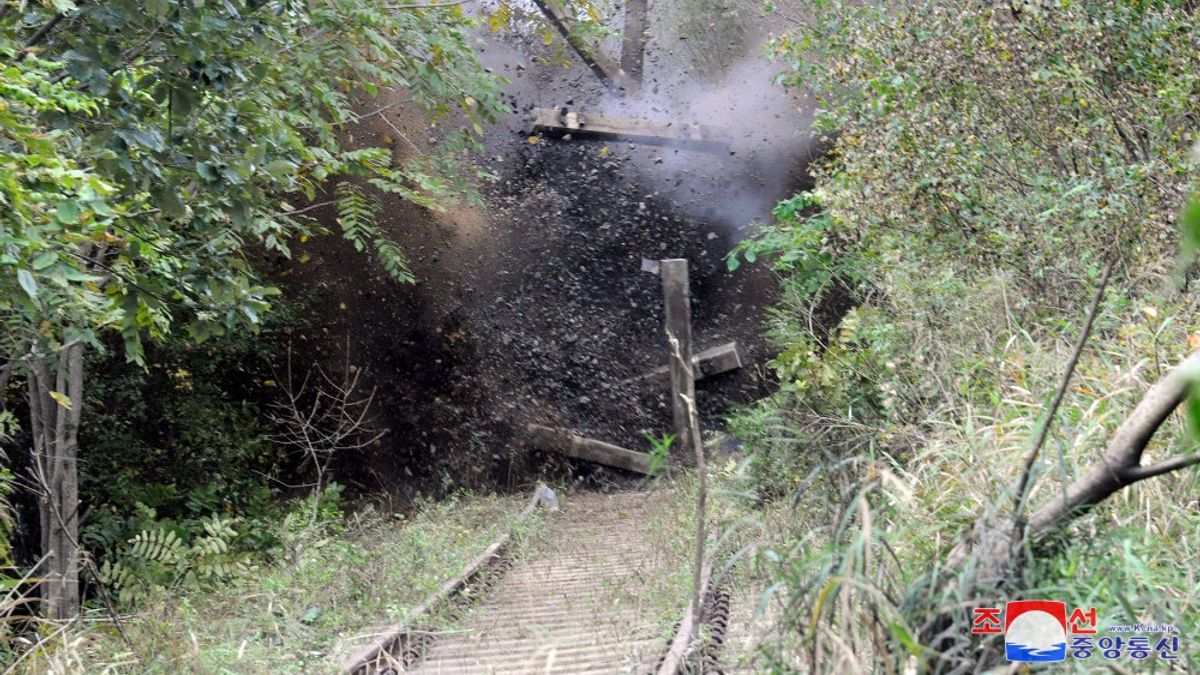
49 391 72 410
1141 306 1159 320
1188 333 1200 351
263 379 277 388
599 145 609 157
298 252 311 264
299 234 309 244
527 136 540 145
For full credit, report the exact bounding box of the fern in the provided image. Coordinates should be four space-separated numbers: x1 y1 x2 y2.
334 181 414 283
98 515 244 607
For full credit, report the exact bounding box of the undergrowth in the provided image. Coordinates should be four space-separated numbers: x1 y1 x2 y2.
10 490 538 674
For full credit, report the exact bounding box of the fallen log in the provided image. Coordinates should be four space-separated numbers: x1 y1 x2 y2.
532 107 730 152
527 423 654 474
622 341 744 386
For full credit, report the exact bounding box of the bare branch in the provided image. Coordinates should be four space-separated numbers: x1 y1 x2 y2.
23 13 64 49
267 341 380 527
1120 452 1200 482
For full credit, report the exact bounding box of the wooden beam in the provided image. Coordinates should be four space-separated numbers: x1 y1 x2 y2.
622 341 743 386
661 259 696 456
529 0 633 92
532 107 730 152
620 0 648 91
527 424 654 474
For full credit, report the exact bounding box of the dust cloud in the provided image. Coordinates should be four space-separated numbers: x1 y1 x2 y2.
598 36 820 236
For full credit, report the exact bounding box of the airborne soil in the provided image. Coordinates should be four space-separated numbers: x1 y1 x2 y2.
273 8 817 504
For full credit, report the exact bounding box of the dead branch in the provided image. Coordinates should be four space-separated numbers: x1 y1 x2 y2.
267 342 383 526
919 349 1200 669
1028 348 1200 534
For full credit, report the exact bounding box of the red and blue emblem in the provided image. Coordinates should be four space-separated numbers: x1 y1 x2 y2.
1005 600 1068 662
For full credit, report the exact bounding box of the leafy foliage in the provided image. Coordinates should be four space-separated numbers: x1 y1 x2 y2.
97 514 243 607
1 0 505 363
79 320 289 560
1 0 503 622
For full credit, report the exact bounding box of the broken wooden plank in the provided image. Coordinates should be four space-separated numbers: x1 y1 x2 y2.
527 423 654 474
529 0 634 92
662 259 696 456
694 341 744 378
532 107 730 152
621 341 743 387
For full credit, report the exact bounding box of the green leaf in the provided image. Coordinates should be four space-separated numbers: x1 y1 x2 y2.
263 160 297 179
56 200 81 223
31 253 57 271
1182 194 1200 259
1186 381 1200 440
195 162 220 184
16 269 38 301
48 391 73 410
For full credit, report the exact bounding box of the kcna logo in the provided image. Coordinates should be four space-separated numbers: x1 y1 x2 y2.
971 600 1181 663
999 600 1070 662
974 600 1079 662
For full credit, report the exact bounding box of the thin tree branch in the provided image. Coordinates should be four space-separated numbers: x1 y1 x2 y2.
384 0 470 9
273 199 336 219
1120 452 1200 482
1013 257 1114 521
23 13 64 50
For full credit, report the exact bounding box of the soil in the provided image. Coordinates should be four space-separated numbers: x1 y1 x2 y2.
271 12 817 505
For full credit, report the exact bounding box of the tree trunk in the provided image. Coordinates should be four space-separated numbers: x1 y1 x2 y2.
27 341 83 620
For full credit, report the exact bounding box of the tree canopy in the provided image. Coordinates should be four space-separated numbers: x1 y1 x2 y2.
2 0 505 363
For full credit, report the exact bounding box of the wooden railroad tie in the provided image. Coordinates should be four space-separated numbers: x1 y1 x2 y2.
621 341 744 387
532 107 730 153
526 423 655 475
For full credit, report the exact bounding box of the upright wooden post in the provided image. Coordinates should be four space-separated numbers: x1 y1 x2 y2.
661 259 708 639
660 259 695 456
